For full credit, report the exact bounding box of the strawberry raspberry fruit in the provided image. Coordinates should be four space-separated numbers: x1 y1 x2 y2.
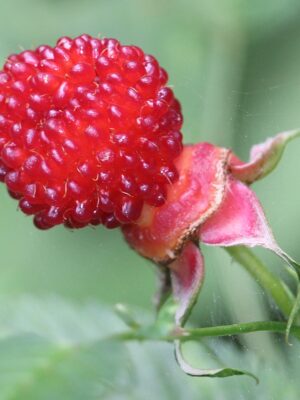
0 34 183 229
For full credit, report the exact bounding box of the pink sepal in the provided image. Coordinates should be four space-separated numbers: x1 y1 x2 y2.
170 242 205 326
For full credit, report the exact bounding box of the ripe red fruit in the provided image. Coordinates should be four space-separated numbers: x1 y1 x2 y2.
0 34 183 229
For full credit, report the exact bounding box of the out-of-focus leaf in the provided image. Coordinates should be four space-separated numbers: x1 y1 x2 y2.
195 0 300 38
0 336 132 400
239 0 300 36
114 303 141 330
0 297 300 399
0 296 123 343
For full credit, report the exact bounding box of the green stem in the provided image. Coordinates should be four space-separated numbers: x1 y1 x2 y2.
225 246 295 318
107 320 300 342
184 321 300 341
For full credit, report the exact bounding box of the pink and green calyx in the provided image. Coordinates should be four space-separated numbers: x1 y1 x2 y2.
123 130 300 326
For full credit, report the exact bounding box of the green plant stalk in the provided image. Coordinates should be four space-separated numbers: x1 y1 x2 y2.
184 320 300 341
108 320 300 342
225 246 295 318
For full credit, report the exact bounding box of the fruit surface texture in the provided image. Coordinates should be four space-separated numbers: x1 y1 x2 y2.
0 34 183 229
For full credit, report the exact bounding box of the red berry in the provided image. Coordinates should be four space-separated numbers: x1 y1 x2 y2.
0 35 183 229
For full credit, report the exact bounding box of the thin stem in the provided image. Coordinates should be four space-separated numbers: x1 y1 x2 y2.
106 320 300 342
184 321 300 341
225 246 295 318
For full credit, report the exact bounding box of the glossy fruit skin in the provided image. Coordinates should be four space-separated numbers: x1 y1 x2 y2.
0 34 183 229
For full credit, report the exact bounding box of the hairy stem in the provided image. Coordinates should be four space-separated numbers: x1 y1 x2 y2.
225 246 295 318
108 320 300 342
184 320 300 341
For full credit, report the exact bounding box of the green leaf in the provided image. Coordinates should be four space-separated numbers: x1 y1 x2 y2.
0 335 133 400
0 296 134 399
175 341 259 383
0 296 300 398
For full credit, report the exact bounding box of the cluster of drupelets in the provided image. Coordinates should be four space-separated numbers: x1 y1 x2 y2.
0 34 183 229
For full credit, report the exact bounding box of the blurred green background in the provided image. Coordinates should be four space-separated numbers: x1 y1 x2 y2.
0 0 300 398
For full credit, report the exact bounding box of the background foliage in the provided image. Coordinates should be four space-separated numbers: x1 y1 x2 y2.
0 0 300 398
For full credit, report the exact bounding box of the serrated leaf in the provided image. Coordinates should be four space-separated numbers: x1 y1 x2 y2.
0 295 124 344
0 297 135 399
0 296 300 398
